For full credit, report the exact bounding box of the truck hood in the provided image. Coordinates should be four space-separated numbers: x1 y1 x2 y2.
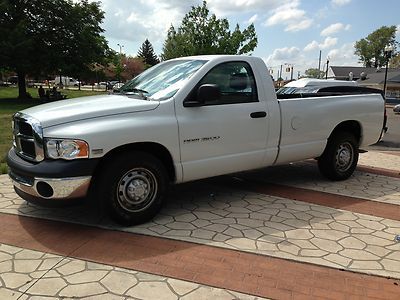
20 94 160 128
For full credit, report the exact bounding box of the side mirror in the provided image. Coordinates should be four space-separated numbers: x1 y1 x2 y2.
184 84 220 107
197 84 220 103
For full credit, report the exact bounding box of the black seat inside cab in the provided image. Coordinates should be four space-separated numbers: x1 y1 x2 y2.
230 73 249 91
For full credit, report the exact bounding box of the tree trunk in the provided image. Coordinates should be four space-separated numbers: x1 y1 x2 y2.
17 72 27 99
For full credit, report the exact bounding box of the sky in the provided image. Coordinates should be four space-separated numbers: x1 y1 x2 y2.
89 0 400 79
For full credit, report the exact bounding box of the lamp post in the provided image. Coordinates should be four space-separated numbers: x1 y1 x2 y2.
325 57 330 79
383 45 394 99
117 43 124 85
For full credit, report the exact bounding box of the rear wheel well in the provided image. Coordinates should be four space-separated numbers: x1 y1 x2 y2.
93 142 176 183
329 121 361 145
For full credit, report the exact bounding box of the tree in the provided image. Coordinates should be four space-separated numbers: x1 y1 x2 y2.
354 26 398 68
0 0 109 98
121 56 145 80
390 54 400 68
305 68 325 79
103 56 145 82
138 39 159 67
161 1 257 60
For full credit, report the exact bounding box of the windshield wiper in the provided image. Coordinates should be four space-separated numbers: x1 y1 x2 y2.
122 88 149 100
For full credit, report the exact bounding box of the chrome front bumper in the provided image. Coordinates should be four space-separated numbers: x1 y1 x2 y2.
9 171 91 199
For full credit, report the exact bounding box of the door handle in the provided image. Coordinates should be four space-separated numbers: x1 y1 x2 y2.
250 111 267 118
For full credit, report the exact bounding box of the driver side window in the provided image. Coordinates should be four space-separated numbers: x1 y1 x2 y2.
197 61 258 105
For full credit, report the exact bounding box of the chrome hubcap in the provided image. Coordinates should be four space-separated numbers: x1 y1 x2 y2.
126 178 149 203
117 168 157 212
335 142 354 172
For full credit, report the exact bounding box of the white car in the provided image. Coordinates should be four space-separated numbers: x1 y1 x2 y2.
394 104 400 113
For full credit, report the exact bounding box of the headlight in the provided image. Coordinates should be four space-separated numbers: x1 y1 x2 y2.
45 139 89 160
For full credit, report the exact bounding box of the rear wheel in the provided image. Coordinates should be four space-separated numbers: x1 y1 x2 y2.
318 132 359 181
97 152 168 225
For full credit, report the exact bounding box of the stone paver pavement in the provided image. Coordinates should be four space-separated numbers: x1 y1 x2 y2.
0 150 400 299
0 243 263 299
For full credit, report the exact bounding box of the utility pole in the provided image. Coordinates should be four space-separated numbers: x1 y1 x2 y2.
279 64 283 87
318 50 322 79
290 65 294 81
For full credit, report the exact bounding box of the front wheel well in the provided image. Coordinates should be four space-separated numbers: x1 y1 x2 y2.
93 142 176 183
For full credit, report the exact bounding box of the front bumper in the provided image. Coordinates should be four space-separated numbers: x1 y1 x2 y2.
9 171 91 199
7 148 99 201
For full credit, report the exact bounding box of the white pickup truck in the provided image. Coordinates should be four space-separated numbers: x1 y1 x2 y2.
7 55 385 225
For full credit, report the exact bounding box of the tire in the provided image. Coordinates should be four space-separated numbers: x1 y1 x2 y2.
318 132 359 181
97 151 168 225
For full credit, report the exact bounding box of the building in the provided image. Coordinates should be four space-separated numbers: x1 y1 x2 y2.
328 66 400 99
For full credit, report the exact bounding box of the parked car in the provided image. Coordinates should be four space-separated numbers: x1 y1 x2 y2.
394 104 400 113
54 76 80 87
8 76 18 84
112 82 124 91
7 55 386 225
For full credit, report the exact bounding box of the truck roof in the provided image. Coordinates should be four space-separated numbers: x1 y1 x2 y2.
284 78 357 88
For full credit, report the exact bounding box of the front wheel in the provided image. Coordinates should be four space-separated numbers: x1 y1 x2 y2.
97 152 168 225
318 132 359 181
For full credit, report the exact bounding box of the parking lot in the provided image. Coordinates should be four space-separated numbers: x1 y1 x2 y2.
0 150 399 299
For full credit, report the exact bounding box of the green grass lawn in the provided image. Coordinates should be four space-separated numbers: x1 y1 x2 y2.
0 87 106 174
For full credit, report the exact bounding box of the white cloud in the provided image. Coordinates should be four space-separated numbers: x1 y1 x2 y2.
286 19 313 32
208 0 288 15
320 23 351 36
267 47 301 62
320 37 338 49
246 14 258 24
95 0 199 54
327 43 361 66
331 0 351 6
264 0 313 32
304 37 337 51
304 41 319 52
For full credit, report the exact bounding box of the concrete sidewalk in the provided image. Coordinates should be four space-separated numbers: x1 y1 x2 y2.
0 150 399 299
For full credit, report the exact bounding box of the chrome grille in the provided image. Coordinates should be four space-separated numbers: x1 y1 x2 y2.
13 112 44 162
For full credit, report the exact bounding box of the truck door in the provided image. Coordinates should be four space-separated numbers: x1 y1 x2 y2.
177 61 270 182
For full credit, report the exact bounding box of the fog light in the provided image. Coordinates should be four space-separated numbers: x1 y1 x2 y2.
36 181 54 198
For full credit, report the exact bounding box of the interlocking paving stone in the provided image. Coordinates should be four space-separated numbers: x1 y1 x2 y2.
359 151 400 171
0 215 399 299
238 160 400 206
1 149 400 299
0 243 263 299
1 172 400 279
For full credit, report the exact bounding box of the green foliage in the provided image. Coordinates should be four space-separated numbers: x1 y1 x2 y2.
305 68 325 79
390 54 400 68
354 26 398 67
138 39 159 67
0 0 109 97
161 1 257 60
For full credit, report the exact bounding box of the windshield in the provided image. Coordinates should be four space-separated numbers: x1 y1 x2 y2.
118 59 207 100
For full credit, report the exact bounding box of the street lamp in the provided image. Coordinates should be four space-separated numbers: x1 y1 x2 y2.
116 43 124 84
325 57 330 79
383 45 394 99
